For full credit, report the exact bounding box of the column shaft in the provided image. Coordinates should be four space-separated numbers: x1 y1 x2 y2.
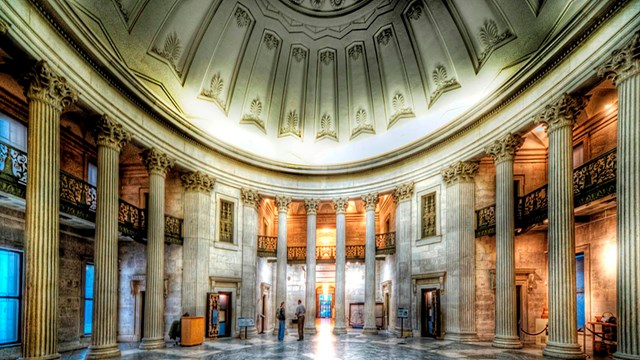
240 189 260 338
275 196 291 333
363 197 377 334
393 184 413 337
334 209 347 334
304 199 318 334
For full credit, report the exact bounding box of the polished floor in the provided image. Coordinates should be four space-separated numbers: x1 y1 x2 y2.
59 321 570 359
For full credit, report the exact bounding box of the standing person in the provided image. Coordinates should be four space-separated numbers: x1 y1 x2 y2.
295 299 306 341
277 302 286 341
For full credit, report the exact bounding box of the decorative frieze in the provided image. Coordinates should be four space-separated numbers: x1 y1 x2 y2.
533 93 589 133
180 171 214 193
361 193 379 211
141 148 175 176
304 198 320 215
393 182 414 203
275 195 292 213
93 114 132 151
485 133 524 164
441 161 479 184
24 60 78 111
241 188 261 208
333 197 348 213
597 31 640 85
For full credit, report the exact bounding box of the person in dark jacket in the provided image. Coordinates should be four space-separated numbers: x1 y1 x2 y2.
277 302 286 341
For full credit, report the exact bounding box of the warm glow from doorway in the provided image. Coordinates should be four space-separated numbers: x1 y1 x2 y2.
322 283 328 296
317 228 336 246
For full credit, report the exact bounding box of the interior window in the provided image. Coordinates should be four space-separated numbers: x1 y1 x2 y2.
0 115 27 152
0 248 22 345
83 263 95 335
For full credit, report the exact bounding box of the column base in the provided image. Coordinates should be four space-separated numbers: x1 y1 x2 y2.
614 352 640 360
492 335 523 349
543 341 584 359
304 326 317 335
444 331 479 342
394 327 413 338
85 344 121 359
20 354 61 360
239 326 258 339
333 326 347 335
362 326 378 335
139 337 165 350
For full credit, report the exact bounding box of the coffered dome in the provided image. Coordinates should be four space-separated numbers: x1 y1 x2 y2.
50 0 596 171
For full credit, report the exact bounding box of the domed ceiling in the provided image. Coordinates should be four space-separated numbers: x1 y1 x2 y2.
52 0 593 169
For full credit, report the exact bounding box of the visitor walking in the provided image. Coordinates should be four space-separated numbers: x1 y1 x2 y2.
277 302 286 341
295 299 305 341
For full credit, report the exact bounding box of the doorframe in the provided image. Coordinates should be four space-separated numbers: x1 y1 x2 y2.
412 272 445 339
209 276 241 337
259 282 271 334
575 244 591 334
381 280 392 330
316 285 335 318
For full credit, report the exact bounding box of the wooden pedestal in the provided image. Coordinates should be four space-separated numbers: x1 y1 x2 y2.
181 316 205 346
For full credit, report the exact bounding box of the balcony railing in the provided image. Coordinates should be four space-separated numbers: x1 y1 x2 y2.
475 148 617 237
375 232 396 255
0 141 183 245
257 235 277 257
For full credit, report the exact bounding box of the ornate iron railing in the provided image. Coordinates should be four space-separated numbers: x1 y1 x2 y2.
60 172 97 222
346 245 365 260
0 141 27 198
118 199 144 239
164 215 183 245
257 235 277 257
316 245 336 260
287 246 307 262
375 232 396 255
475 148 617 237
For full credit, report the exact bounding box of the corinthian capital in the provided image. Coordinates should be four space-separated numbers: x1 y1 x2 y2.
141 148 174 176
485 133 524 164
533 93 588 133
441 161 479 185
361 193 379 211
181 171 214 193
597 31 640 86
93 114 132 151
241 188 261 208
275 195 292 213
0 18 10 34
333 197 348 213
304 198 320 215
24 61 78 111
393 183 414 203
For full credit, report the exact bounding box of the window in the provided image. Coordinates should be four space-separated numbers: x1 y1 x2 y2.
83 263 95 335
0 248 22 345
0 115 27 152
576 253 585 330
87 162 98 187
219 200 234 243
421 192 437 238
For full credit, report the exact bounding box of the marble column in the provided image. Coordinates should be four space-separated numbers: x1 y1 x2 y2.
275 195 291 332
304 199 320 334
139 148 174 350
362 193 379 335
442 161 479 341
393 184 414 337
240 188 261 338
180 172 214 317
87 115 131 359
485 134 524 349
598 31 640 360
333 197 348 335
534 94 588 359
22 61 77 360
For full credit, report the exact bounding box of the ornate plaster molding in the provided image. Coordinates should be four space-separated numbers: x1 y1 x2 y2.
485 133 524 164
533 93 589 134
24 60 77 112
181 171 214 193
141 148 174 176
597 31 640 86
275 195 292 213
333 197 348 213
93 114 132 151
304 198 320 215
361 193 379 211
393 183 414 203
441 161 479 184
241 188 261 208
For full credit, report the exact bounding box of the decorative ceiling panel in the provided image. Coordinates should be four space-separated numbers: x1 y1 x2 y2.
278 45 309 140
315 48 338 141
345 42 374 139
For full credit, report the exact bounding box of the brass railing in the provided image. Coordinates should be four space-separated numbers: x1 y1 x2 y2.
475 148 617 237
375 232 396 255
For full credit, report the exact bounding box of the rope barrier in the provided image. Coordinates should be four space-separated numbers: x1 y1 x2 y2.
520 324 548 336
582 325 617 343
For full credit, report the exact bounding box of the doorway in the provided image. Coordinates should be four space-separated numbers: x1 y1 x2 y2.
260 294 266 333
576 253 585 330
316 285 335 319
516 284 522 337
420 289 440 338
140 291 146 340
206 292 233 338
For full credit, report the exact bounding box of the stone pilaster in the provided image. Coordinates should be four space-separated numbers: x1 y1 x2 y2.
139 148 174 350
304 198 320 334
180 172 214 317
87 115 131 359
485 133 523 349
362 193 379 335
598 31 640 360
333 197 348 335
22 60 77 360
393 183 414 337
275 195 291 332
534 93 588 359
442 161 479 341
240 188 261 338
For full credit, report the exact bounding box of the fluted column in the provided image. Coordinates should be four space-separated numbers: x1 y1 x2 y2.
534 94 588 359
180 172 214 317
486 134 524 349
362 193 379 334
240 189 261 338
87 116 131 359
443 161 479 341
22 61 77 360
393 184 414 337
598 31 640 360
333 198 348 335
139 149 174 350
304 199 320 334
275 195 291 333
